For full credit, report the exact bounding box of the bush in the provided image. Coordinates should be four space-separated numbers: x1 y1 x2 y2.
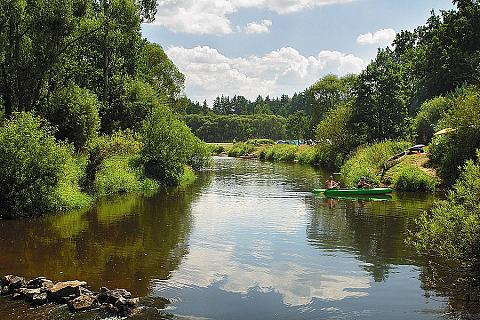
340 140 411 186
429 87 480 185
84 130 141 190
246 138 275 145
296 145 318 165
141 105 209 186
261 144 297 162
414 96 448 144
392 165 437 192
411 150 480 260
42 84 101 150
94 155 158 196
228 142 255 157
209 144 225 154
0 112 89 217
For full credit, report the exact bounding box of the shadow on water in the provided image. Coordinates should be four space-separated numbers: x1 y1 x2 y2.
0 173 213 298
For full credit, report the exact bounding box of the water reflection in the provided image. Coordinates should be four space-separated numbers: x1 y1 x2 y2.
0 175 212 297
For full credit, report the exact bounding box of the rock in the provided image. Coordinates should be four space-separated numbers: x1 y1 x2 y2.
58 294 78 304
115 297 140 316
12 292 23 300
48 280 87 302
67 295 97 312
96 288 132 305
100 303 118 315
1 286 9 295
27 277 53 290
23 288 42 302
31 292 48 306
0 275 25 295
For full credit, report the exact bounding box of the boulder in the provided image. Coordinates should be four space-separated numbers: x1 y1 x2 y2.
115 297 140 316
23 288 42 302
67 295 97 312
48 280 87 302
0 275 25 295
27 277 53 290
96 288 132 305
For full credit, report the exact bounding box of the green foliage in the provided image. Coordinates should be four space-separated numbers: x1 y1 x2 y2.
208 144 226 154
84 130 141 189
351 49 410 143
0 112 89 217
246 139 275 145
392 165 437 192
42 84 101 150
340 141 411 187
260 144 297 162
94 155 158 196
414 96 449 144
141 105 209 186
179 166 197 186
429 87 480 185
315 104 357 169
184 114 287 142
286 110 310 140
412 150 480 260
296 146 318 165
228 142 255 157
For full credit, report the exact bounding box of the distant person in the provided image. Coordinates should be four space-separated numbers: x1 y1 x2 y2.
325 176 340 190
357 177 371 189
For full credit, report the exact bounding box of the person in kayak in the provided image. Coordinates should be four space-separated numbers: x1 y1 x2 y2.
357 177 371 189
325 176 340 189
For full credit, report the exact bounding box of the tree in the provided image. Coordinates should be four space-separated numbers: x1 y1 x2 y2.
287 111 310 140
351 49 409 143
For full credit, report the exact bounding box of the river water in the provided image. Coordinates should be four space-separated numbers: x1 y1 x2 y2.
0 157 474 319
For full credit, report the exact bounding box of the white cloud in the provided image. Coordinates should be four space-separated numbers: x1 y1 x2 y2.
165 46 365 103
152 0 355 34
356 28 396 46
244 19 272 34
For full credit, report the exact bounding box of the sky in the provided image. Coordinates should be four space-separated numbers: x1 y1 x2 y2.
141 0 455 104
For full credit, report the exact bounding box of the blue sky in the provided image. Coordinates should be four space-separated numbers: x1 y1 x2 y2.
142 0 454 103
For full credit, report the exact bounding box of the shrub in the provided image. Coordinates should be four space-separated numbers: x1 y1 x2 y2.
94 155 158 196
209 144 225 154
392 165 437 192
0 112 88 217
261 144 297 162
340 140 411 186
141 105 208 186
84 130 141 190
414 96 448 144
228 142 255 157
429 87 480 185
296 146 318 165
411 150 480 260
246 138 275 145
42 84 101 150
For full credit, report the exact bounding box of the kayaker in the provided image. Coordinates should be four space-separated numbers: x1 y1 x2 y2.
325 176 340 189
357 177 370 189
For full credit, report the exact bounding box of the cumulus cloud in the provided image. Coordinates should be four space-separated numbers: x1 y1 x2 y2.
356 28 396 46
244 20 272 34
165 46 365 103
152 0 355 34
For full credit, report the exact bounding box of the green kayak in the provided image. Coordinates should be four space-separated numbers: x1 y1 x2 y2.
312 188 393 196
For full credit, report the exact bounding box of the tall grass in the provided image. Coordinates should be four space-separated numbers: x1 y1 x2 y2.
340 141 411 186
228 142 255 157
392 165 437 192
259 144 297 162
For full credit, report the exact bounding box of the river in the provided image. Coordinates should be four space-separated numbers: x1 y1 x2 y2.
0 157 474 319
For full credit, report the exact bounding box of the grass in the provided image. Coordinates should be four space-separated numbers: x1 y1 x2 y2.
94 155 159 196
227 142 256 157
179 165 197 186
391 164 438 192
340 141 411 187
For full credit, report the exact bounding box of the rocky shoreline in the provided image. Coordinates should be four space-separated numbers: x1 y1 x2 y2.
0 275 143 317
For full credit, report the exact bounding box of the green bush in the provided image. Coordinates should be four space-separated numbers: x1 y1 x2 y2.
141 105 208 186
315 104 357 169
411 150 480 260
42 84 101 150
414 96 448 144
209 144 225 154
340 140 411 186
246 138 275 145
296 146 318 165
261 144 297 162
228 142 255 157
84 130 141 190
0 112 89 217
429 87 480 185
392 165 437 192
94 155 158 196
